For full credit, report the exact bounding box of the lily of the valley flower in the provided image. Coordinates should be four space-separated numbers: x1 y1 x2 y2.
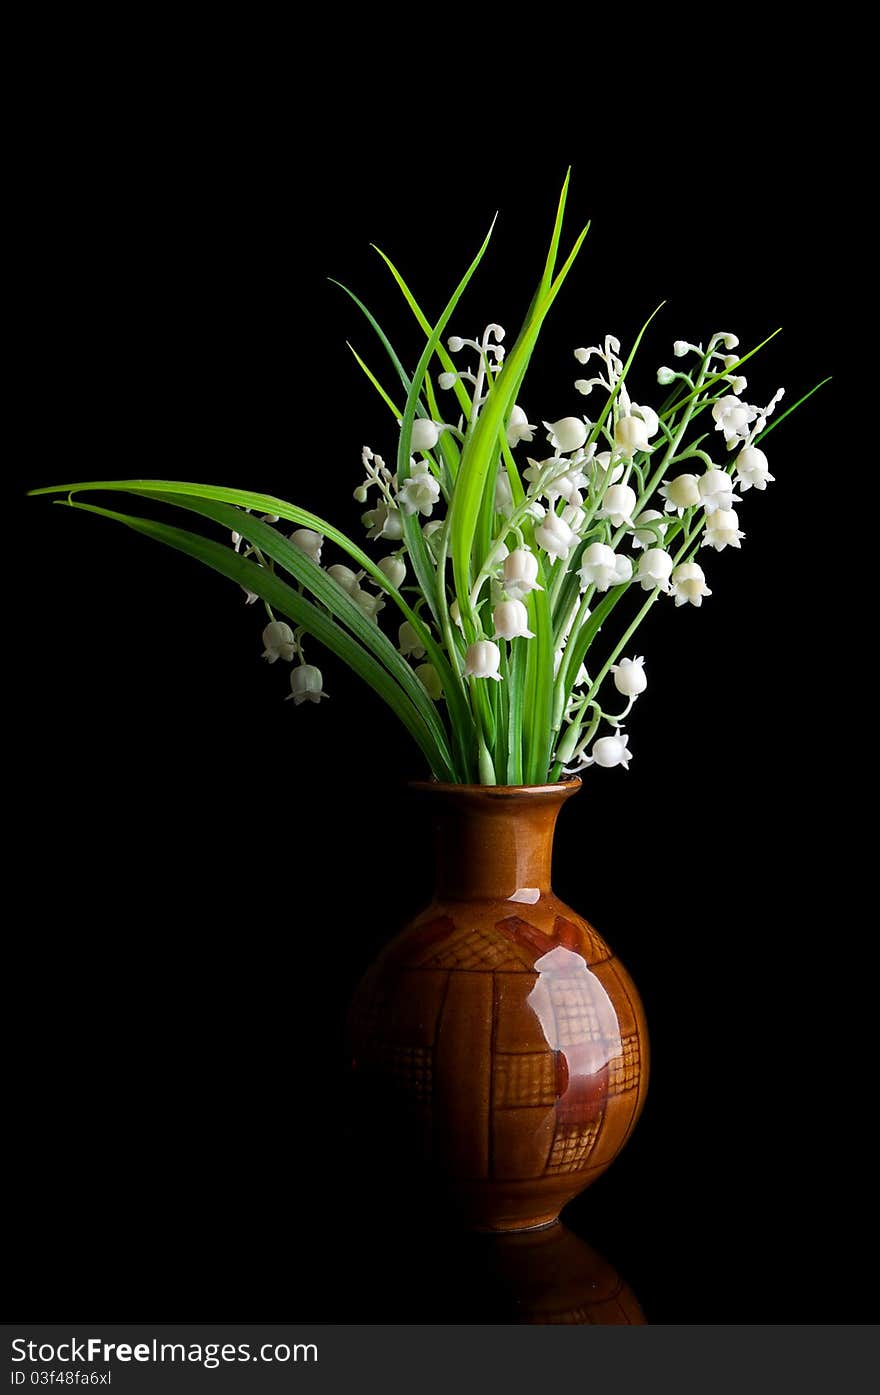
398 621 427 659
544 416 589 453
409 418 444 452
701 508 744 551
593 730 632 769
660 473 701 515
611 656 647 697
287 665 327 705
503 548 543 597
670 562 712 607
464 640 502 681
353 589 385 622
377 555 406 588
326 564 361 596
712 395 758 447
493 599 535 640
290 528 324 564
698 469 739 515
399 464 441 518
415 663 443 700
363 502 404 541
598 483 638 527
506 404 536 446
636 548 674 592
578 543 633 592
261 621 297 664
495 468 514 516
535 510 580 561
631 509 668 550
614 414 652 455
735 445 775 492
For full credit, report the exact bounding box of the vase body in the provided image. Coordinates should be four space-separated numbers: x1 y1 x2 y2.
349 780 648 1231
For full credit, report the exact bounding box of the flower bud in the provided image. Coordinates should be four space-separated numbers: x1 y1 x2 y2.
657 366 675 386
409 419 441 452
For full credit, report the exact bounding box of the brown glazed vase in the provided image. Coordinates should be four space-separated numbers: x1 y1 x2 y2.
349 779 649 1231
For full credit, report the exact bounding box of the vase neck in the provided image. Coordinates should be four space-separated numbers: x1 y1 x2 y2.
419 783 580 902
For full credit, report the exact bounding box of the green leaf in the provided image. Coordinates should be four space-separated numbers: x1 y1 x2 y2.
62 499 456 778
135 491 456 772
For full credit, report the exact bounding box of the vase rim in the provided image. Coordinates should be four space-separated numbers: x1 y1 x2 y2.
410 778 581 799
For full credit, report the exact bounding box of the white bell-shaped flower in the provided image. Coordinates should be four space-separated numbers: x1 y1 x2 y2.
495 468 514 516
544 416 588 453
288 664 328 705
422 520 445 560
636 548 674 592
464 640 503 681
399 465 441 518
698 469 739 515
506 404 536 446
593 730 632 769
327 563 361 596
611 656 647 697
598 483 637 527
290 528 324 564
378 555 406 589
535 510 580 561
660 473 701 515
503 548 543 597
261 621 297 664
363 503 404 541
493 599 535 640
409 419 442 452
673 340 690 358
735 445 775 492
712 395 758 447
587 451 624 487
398 621 427 659
614 414 651 455
631 509 668 550
415 663 443 700
670 562 712 607
631 403 659 438
702 508 745 552
578 543 632 592
353 589 385 622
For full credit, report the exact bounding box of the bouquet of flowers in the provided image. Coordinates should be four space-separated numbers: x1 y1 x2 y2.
32 174 824 785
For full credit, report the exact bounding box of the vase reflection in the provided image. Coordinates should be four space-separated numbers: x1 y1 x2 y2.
345 1215 644 1324
467 1222 645 1325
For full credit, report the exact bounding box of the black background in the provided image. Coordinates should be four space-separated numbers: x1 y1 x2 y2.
8 41 873 1324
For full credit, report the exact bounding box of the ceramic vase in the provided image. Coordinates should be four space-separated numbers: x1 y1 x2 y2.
349 779 648 1231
